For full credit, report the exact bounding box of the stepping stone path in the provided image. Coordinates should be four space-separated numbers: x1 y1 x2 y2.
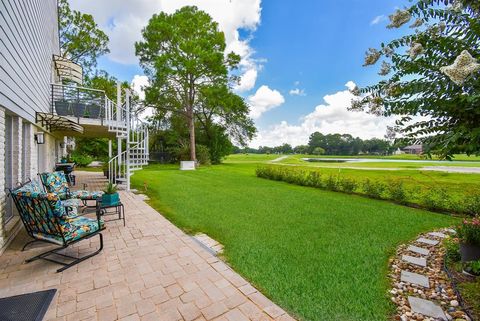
416 237 439 246
401 270 429 288
408 297 447 320
390 229 470 320
407 245 430 256
402 254 426 267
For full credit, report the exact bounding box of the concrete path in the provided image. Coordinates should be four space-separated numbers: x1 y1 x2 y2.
0 172 294 321
270 156 289 163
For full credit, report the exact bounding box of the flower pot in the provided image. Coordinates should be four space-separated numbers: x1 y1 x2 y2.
101 192 119 206
85 104 101 119
72 103 86 117
460 243 480 262
54 101 71 116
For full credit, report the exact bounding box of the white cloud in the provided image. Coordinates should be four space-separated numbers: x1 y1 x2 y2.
370 15 386 25
235 68 258 92
289 88 306 96
131 75 154 120
69 0 262 88
131 75 149 100
248 85 285 119
250 81 395 147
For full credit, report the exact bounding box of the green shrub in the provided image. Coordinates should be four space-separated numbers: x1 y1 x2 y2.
464 191 480 216
196 145 211 165
386 180 408 204
338 176 358 194
422 188 451 212
71 153 93 167
444 237 461 263
362 179 385 199
325 175 340 191
305 171 322 187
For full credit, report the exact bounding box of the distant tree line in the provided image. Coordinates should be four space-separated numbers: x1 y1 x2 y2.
233 132 396 156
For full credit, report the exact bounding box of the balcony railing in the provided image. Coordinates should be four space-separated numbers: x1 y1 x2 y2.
51 84 106 119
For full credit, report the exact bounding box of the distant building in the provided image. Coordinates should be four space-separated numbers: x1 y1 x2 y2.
402 144 423 155
393 148 405 155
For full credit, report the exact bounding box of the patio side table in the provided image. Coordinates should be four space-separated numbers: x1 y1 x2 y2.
96 200 125 226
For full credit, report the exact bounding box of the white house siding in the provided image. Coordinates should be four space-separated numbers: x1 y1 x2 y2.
0 0 61 254
0 0 59 121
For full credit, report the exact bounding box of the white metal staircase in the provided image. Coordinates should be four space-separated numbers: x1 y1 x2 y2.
105 88 149 190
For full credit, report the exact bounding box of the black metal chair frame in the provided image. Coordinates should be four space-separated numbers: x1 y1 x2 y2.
8 180 104 272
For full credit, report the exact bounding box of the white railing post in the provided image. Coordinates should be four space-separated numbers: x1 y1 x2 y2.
126 89 131 191
116 82 122 166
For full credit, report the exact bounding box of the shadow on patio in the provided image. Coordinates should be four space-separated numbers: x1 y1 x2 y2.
0 172 294 321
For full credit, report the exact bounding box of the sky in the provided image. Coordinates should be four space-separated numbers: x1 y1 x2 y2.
70 0 411 148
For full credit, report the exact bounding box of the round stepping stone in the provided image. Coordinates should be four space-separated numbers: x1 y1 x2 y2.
408 296 447 320
401 270 430 288
402 255 427 267
407 245 430 256
417 237 439 246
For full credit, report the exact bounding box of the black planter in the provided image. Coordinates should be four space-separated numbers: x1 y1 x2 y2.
72 103 86 117
85 104 101 119
54 101 71 116
460 243 480 262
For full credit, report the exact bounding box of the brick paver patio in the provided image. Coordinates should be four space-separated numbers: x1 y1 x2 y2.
0 172 295 321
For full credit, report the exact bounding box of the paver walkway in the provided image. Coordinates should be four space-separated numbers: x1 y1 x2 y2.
0 172 294 321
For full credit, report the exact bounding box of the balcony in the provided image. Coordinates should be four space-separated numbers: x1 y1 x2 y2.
50 84 121 138
51 84 106 120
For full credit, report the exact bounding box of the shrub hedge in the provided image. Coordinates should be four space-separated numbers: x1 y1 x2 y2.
255 165 480 216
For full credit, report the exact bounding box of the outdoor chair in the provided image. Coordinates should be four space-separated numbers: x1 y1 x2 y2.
8 180 104 272
38 171 103 205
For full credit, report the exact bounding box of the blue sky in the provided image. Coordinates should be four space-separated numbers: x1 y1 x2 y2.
72 0 410 147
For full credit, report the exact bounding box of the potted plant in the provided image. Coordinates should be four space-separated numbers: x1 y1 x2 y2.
101 182 119 206
458 216 480 262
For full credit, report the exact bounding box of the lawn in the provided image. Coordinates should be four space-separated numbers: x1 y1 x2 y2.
131 160 458 321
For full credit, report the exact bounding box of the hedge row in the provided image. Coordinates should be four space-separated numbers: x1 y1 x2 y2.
255 166 480 216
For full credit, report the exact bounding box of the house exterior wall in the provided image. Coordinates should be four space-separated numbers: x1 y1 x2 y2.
0 0 61 254
0 0 60 122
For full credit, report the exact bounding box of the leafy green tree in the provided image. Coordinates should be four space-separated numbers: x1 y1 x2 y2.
293 145 311 154
84 71 130 100
352 0 480 158
136 6 242 162
59 0 109 74
312 147 326 155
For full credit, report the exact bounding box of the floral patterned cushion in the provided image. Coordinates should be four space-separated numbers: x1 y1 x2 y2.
39 171 103 200
32 216 104 245
71 190 103 200
40 171 70 194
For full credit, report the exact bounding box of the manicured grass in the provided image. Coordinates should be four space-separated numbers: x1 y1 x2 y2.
132 162 458 321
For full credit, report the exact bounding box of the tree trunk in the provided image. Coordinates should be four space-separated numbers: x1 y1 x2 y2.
188 112 196 163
